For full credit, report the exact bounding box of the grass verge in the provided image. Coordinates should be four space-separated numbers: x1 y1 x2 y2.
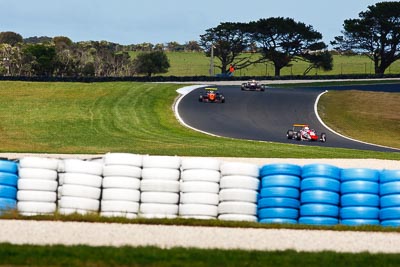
0 243 400 267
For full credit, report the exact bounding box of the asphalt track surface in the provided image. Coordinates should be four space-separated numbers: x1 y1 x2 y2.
178 83 400 152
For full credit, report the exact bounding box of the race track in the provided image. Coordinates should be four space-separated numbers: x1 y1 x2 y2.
177 84 400 152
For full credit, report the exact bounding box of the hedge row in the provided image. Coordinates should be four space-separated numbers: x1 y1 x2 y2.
0 74 399 83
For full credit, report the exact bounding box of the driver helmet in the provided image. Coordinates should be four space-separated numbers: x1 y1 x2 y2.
304 126 309 131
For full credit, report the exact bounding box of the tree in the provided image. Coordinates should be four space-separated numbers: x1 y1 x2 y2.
300 42 333 75
166 41 184 52
185 41 202 52
24 36 52 44
53 36 73 50
53 36 77 76
302 50 333 75
0 43 32 76
200 22 257 74
113 52 133 76
133 51 170 76
249 17 328 76
331 2 400 74
0 31 23 46
23 44 57 76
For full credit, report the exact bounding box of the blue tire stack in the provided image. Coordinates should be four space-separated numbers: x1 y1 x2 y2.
340 168 380 226
0 159 18 214
299 164 341 226
379 170 400 227
258 164 302 224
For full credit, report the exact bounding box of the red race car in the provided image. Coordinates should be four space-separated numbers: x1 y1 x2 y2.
287 124 326 142
199 88 225 103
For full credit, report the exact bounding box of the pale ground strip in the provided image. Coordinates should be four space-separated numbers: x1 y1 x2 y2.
1 220 400 253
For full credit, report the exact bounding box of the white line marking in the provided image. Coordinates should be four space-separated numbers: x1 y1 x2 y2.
174 85 223 138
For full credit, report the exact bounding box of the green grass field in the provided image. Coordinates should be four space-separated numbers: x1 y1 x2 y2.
128 52 400 76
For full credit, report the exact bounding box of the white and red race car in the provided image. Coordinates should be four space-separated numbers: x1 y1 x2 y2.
287 124 326 142
241 80 266 91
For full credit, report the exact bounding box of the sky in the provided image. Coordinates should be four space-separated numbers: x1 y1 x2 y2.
0 0 385 46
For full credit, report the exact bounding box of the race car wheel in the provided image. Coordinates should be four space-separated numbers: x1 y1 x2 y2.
296 132 301 141
287 130 294 139
320 133 327 142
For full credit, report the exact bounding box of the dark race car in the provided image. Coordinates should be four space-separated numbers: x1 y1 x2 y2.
241 80 266 91
199 88 225 103
287 124 327 142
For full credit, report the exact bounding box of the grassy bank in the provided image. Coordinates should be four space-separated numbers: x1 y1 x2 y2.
0 81 398 159
318 90 400 149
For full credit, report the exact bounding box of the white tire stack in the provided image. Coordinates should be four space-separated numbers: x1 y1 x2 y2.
139 156 181 219
100 153 142 219
179 157 221 220
17 157 60 216
218 162 260 222
58 159 103 215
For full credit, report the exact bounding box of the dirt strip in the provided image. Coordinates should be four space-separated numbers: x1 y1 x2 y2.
0 220 400 253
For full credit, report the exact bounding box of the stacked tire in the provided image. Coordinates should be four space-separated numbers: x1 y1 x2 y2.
340 168 380 226
179 158 221 220
58 159 103 215
17 157 59 216
218 162 259 222
0 159 18 214
100 153 142 219
379 169 400 227
139 156 181 219
258 164 302 224
299 164 341 226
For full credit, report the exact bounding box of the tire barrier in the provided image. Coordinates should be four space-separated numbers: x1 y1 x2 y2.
0 159 18 214
5 154 400 228
139 155 181 219
58 159 103 215
340 168 380 226
17 157 58 216
100 153 142 219
218 162 259 222
380 170 400 227
258 164 301 224
179 158 221 220
299 164 341 226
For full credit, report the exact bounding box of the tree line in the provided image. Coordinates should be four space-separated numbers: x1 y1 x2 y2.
0 1 399 77
0 34 200 77
201 2 400 76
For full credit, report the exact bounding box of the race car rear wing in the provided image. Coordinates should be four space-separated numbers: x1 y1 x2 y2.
293 124 309 127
